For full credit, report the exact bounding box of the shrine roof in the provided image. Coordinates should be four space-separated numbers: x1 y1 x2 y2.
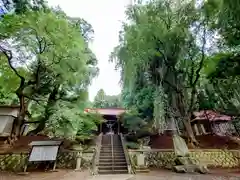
192 110 232 122
84 108 126 116
29 140 62 146
0 105 20 109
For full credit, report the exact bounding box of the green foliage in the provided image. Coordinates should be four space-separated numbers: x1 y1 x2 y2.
195 1 240 117
0 55 19 104
111 0 203 138
3 0 47 14
121 112 146 133
93 89 122 108
111 0 240 143
205 0 240 46
0 8 99 140
45 100 103 141
199 52 240 116
125 141 140 149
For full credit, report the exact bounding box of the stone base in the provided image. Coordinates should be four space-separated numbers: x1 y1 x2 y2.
173 156 209 174
135 166 149 173
17 172 29 175
173 164 208 174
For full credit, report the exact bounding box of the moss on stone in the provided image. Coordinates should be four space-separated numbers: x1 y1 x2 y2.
0 151 94 172
129 149 240 169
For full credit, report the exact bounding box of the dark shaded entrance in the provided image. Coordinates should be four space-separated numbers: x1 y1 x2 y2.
85 108 126 135
98 115 125 134
101 115 118 134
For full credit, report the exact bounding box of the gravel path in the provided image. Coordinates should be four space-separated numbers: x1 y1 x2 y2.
1 169 240 180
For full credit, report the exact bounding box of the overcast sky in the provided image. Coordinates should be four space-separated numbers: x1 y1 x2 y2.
47 0 132 101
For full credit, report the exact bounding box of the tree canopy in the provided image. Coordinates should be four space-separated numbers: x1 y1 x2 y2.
93 89 122 108
111 0 240 144
0 4 101 142
1 0 240 146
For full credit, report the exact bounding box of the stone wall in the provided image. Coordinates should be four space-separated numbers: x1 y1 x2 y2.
129 149 240 169
0 150 94 172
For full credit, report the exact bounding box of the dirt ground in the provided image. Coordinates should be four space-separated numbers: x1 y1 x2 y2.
137 169 240 180
149 134 240 149
0 135 74 153
2 169 240 180
0 169 90 180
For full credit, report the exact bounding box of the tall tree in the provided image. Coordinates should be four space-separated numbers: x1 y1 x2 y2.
2 0 47 14
0 9 99 140
111 0 211 145
93 89 122 108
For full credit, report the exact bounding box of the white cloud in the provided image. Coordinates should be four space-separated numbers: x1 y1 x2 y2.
48 0 130 101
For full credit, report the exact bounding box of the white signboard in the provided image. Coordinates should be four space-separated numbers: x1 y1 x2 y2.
0 116 14 136
29 146 59 162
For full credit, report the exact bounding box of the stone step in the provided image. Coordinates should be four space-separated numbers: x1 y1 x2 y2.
99 156 126 163
101 151 123 153
99 165 128 170
99 159 126 163
101 148 123 151
100 151 124 154
100 148 123 152
101 148 123 150
99 158 126 163
100 154 125 158
98 169 128 174
101 145 123 149
101 146 123 149
100 154 125 157
100 153 125 156
99 161 127 166
99 158 125 161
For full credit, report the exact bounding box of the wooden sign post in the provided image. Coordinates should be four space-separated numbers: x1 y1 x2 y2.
24 140 62 173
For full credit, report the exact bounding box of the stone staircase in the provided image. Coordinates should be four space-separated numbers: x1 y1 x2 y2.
98 134 128 174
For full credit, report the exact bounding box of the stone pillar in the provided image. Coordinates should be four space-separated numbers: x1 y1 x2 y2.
137 153 145 166
135 146 149 173
194 124 200 135
100 123 102 134
74 145 83 171
117 117 120 134
75 151 82 171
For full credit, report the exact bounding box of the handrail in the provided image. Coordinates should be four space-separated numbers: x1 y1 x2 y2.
111 134 114 172
120 133 134 174
92 133 102 175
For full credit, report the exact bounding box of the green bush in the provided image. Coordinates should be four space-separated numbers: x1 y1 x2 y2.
125 134 138 142
126 141 140 149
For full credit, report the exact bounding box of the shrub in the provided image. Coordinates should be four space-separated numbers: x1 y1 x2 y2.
126 141 140 149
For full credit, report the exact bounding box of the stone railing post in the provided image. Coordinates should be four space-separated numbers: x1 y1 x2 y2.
74 145 83 171
135 147 150 172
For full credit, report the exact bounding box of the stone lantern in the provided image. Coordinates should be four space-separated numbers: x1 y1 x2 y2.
135 138 150 173
72 144 83 171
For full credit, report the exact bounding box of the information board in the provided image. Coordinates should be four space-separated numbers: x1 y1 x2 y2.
29 146 59 162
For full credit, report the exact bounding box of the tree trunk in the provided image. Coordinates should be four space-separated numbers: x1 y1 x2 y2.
15 94 25 137
183 118 198 146
27 85 59 135
9 81 26 145
176 87 198 146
